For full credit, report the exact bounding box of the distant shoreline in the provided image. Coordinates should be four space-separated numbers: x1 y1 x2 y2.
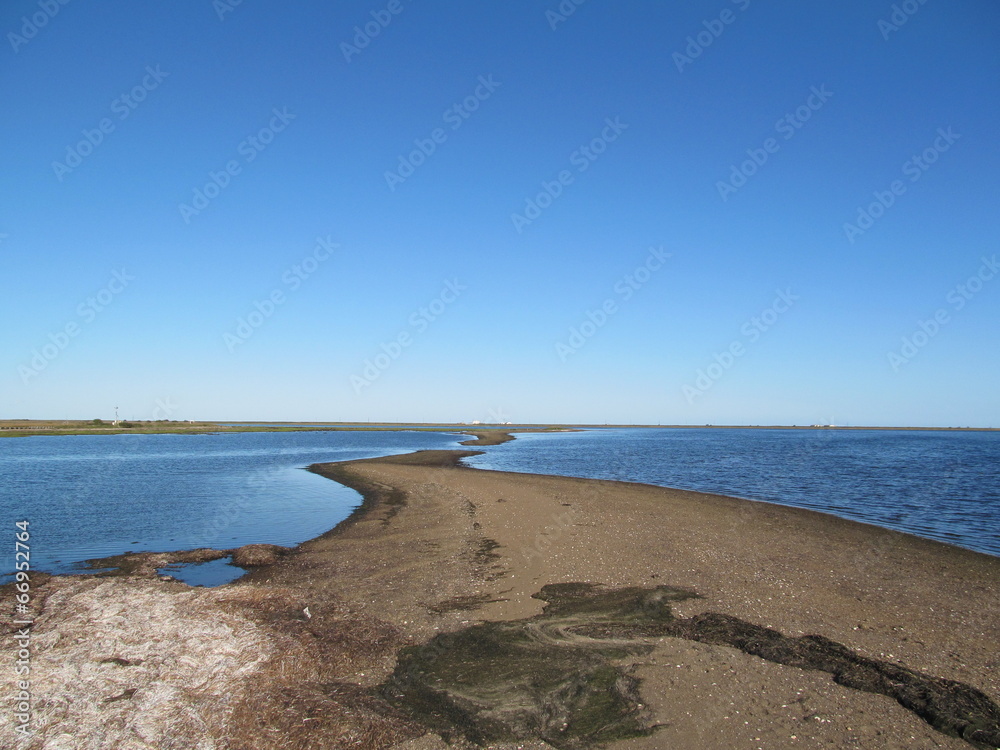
0 419 996 438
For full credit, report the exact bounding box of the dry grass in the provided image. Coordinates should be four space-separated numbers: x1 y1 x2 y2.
0 577 423 750
215 586 423 750
0 575 430 749
0 577 270 749
230 544 290 568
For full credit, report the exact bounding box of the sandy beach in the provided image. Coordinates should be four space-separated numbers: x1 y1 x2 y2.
4 437 999 749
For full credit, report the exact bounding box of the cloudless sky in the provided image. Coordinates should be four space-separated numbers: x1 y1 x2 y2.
1 0 998 426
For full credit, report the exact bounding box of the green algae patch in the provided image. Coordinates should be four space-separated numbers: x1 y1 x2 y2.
380 621 653 747
537 581 698 621
378 583 698 748
378 583 1000 749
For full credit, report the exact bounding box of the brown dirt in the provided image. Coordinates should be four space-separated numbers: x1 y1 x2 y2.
380 583 1000 747
230 544 292 567
72 543 292 579
4 444 998 749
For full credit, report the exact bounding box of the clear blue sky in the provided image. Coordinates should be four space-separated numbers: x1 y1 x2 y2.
2 0 998 426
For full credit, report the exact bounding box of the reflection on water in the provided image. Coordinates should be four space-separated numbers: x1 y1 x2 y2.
159 556 242 587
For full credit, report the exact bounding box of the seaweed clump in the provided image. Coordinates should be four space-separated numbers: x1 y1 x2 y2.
379 582 1000 749
378 583 698 748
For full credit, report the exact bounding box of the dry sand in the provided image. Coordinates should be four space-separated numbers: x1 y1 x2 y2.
3 438 998 749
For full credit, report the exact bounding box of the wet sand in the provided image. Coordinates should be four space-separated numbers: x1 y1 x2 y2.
5 440 999 749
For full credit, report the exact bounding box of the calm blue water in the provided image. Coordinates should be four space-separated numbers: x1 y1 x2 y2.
0 430 464 584
2 428 997 588
464 428 1000 557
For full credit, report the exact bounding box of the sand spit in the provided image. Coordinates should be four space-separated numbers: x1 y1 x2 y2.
4 443 999 749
